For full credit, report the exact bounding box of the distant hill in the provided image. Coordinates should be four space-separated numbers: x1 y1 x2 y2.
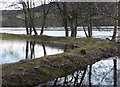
0 2 61 27
1 10 22 15
0 2 116 27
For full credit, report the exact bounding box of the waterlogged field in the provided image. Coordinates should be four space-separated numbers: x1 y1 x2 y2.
1 27 120 86
0 27 116 39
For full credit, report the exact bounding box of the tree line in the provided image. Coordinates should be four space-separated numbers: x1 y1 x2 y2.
8 1 120 41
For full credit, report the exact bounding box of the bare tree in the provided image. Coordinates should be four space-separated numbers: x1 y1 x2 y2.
88 3 93 38
68 3 79 38
20 0 38 35
111 2 118 41
55 2 79 38
55 2 69 37
81 2 96 38
21 1 29 35
40 0 51 35
94 2 118 41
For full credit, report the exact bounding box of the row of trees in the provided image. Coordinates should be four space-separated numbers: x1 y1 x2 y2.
13 1 120 40
55 2 119 40
12 0 51 35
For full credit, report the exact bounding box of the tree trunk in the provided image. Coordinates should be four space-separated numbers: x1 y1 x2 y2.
70 20 76 37
27 2 32 35
32 25 38 35
65 23 69 37
31 9 38 35
40 1 50 35
111 14 117 41
111 2 118 41
27 2 38 35
74 14 78 38
22 2 29 35
24 14 29 35
63 18 69 37
40 16 46 35
83 26 88 38
55 2 69 37
88 18 92 38
40 26 45 35
63 3 69 37
29 27 32 35
74 3 79 38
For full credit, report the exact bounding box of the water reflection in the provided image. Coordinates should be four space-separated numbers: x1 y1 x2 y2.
38 57 119 87
113 58 117 87
1 40 74 64
25 41 36 59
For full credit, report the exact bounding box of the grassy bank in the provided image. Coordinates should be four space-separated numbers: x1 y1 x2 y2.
1 33 119 85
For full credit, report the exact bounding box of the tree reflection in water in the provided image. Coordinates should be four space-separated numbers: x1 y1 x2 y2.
25 41 47 59
38 57 119 87
1 40 76 64
42 43 47 56
25 41 75 59
25 41 29 59
113 58 117 87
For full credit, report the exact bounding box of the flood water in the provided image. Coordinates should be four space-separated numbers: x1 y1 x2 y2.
0 27 116 39
38 57 120 86
1 27 120 86
0 39 73 64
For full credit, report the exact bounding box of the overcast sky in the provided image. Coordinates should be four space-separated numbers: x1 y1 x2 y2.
0 0 18 10
0 0 47 10
0 0 119 10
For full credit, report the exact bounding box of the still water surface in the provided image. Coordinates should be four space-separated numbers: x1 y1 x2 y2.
1 40 73 64
0 27 115 39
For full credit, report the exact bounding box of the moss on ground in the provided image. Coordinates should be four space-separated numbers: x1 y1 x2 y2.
1 33 119 85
